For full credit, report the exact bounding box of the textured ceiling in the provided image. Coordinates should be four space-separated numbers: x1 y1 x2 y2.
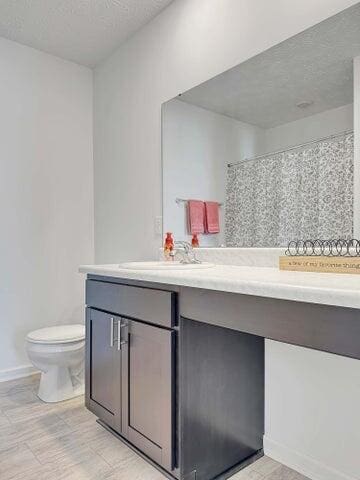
0 0 173 67
179 3 360 129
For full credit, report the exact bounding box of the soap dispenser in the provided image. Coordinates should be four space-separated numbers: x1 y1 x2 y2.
164 232 174 261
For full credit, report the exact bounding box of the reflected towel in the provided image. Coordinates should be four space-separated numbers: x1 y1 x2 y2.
188 200 205 234
205 201 220 234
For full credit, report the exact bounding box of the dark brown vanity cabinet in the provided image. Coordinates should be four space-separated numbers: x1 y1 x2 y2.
85 277 265 480
85 279 176 473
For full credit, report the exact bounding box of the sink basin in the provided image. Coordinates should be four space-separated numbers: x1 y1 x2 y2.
119 261 214 270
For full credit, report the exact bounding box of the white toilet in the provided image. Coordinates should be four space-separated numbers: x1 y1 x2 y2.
26 324 85 403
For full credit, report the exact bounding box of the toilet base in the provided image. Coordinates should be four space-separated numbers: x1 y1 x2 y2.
38 366 84 403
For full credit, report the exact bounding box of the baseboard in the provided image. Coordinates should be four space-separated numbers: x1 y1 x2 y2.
0 364 39 383
264 436 357 480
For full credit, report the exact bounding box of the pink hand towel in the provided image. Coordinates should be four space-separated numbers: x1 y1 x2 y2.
187 200 205 234
205 201 220 234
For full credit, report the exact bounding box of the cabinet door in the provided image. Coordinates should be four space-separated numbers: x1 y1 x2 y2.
85 308 122 432
121 319 174 472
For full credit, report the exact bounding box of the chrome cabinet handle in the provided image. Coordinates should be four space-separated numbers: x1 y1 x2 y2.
110 317 114 347
117 319 128 350
117 319 121 350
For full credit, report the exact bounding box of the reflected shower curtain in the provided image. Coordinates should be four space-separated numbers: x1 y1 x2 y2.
225 132 354 247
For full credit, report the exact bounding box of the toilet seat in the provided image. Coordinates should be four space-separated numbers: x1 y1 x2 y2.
27 324 85 345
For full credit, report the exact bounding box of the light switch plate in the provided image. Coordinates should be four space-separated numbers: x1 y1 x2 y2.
154 216 163 236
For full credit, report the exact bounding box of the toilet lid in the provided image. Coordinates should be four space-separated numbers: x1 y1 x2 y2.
27 324 85 344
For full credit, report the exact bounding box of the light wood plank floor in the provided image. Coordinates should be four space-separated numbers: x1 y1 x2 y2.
0 375 310 480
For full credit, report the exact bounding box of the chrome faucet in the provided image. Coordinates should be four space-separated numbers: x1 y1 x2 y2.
170 241 201 264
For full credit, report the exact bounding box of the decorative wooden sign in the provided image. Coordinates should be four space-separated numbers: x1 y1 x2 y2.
279 255 360 274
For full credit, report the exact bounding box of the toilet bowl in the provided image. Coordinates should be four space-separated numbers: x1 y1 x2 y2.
26 324 85 403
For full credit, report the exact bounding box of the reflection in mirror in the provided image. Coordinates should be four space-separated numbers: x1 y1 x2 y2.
162 3 360 248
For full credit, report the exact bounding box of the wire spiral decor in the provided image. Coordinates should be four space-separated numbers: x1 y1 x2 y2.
285 239 360 257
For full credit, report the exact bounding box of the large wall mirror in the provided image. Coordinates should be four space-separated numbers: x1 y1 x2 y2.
162 3 360 248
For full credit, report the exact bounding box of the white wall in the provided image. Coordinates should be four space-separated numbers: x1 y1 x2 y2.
0 38 93 378
94 0 358 263
264 103 354 152
162 99 265 246
93 1 360 479
265 342 360 480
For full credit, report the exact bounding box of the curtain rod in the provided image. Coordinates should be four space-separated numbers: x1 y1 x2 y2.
227 129 354 168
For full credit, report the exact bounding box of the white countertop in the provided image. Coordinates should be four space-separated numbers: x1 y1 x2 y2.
79 263 360 309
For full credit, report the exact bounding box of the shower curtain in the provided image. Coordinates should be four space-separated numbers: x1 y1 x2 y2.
225 132 354 247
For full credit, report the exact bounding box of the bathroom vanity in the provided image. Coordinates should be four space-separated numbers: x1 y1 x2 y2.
81 263 360 480
81 6 360 479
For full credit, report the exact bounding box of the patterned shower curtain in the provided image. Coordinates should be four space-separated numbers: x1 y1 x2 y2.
225 132 354 247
